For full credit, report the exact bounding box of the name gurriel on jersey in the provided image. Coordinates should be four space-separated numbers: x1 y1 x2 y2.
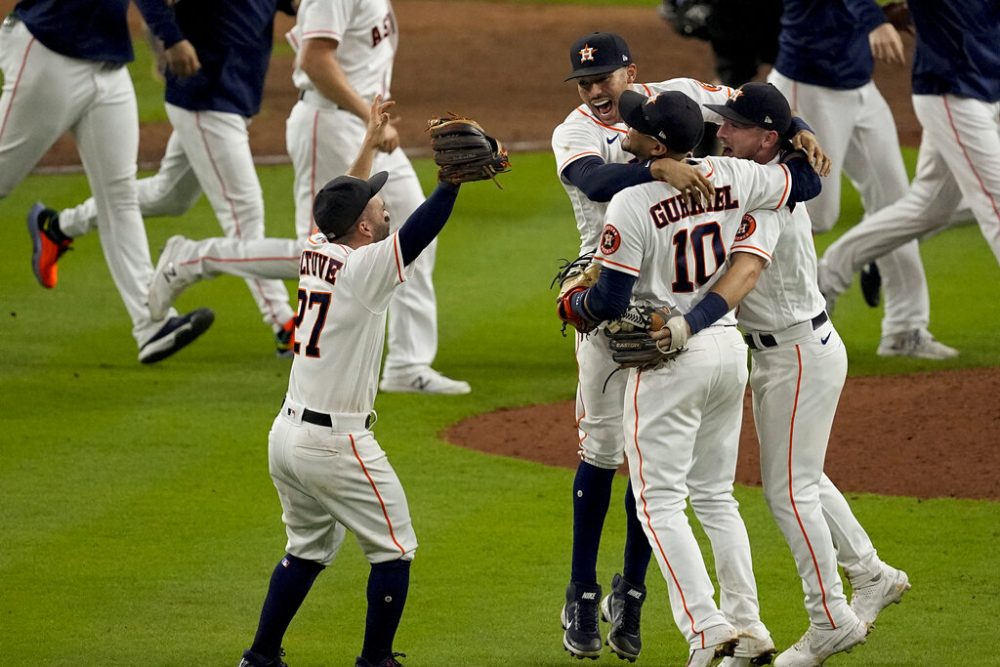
300 250 343 285
649 184 740 228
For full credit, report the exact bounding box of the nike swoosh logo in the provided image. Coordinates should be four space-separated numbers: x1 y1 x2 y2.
606 135 618 145
821 332 832 345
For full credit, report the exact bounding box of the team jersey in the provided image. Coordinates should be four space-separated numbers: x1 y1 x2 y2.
732 205 826 332
596 157 792 324
286 232 412 414
287 0 397 100
551 79 732 254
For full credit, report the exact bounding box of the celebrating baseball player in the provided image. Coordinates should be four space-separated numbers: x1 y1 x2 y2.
32 0 300 357
818 1 1000 309
551 31 827 662
767 0 957 360
640 82 910 667
557 89 822 667
5 0 213 364
238 98 504 667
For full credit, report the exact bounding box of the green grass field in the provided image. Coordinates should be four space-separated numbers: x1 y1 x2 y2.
1 149 998 666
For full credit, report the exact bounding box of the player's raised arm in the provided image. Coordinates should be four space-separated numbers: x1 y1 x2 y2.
346 96 395 180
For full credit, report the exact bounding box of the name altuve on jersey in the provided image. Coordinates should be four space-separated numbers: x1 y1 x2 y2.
649 184 740 228
300 249 343 285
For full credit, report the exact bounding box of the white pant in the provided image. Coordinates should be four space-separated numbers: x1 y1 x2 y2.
575 330 628 469
820 94 1000 292
286 100 438 374
60 109 294 331
268 401 417 566
750 322 879 628
768 70 931 337
623 326 762 648
0 19 174 345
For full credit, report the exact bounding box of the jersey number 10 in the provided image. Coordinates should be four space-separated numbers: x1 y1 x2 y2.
672 221 726 293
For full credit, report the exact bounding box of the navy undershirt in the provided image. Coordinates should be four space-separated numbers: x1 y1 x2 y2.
397 182 460 265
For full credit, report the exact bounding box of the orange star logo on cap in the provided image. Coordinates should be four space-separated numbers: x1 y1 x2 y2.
731 88 745 100
579 44 598 62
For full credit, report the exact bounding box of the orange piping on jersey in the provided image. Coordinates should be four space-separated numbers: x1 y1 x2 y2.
179 255 300 267
778 164 791 208
350 434 407 557
639 83 653 96
309 110 321 234
0 37 35 144
573 107 628 134
559 150 603 173
301 29 341 41
631 371 703 639
594 256 640 274
392 233 405 283
787 345 837 628
730 244 772 260
944 96 1000 226
701 158 715 180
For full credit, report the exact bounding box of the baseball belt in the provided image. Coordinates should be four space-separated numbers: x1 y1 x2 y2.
743 311 829 350
280 398 374 430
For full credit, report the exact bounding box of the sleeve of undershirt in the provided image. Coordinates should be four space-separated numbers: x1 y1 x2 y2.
397 182 460 265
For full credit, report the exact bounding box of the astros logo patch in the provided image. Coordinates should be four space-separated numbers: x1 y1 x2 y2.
600 224 621 254
698 82 723 92
735 213 756 242
579 44 597 62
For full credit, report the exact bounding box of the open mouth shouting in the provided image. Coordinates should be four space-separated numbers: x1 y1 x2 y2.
589 96 617 123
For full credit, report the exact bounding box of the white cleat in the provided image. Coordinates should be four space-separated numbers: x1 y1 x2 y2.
850 563 911 629
148 235 196 321
687 623 738 667
877 329 958 360
720 627 776 666
379 367 471 395
773 615 867 667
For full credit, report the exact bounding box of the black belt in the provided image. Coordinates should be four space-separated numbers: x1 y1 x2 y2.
744 311 828 350
298 90 306 101
281 399 373 429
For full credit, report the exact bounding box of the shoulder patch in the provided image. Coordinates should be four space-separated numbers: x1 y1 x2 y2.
735 213 757 242
600 224 621 255
698 82 723 92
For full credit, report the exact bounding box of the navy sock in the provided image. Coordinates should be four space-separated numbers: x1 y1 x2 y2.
250 554 325 659
571 461 616 584
622 480 651 586
362 559 411 664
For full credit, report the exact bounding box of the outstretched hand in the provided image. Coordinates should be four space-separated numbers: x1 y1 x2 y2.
651 158 715 206
364 96 396 149
792 130 832 177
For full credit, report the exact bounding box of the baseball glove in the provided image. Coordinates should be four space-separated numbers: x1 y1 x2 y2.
553 251 601 335
606 303 684 369
427 115 511 185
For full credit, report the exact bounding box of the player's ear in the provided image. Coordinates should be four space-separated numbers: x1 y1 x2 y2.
625 63 637 84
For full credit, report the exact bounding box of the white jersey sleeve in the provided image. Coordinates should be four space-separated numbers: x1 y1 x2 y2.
337 232 409 312
706 157 792 212
643 79 735 125
730 208 782 266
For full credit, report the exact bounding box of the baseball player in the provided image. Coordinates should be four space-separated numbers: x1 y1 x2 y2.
552 32 827 662
660 82 910 667
31 0 299 356
767 0 957 360
238 97 467 667
5 0 213 364
818 0 1000 318
558 89 822 667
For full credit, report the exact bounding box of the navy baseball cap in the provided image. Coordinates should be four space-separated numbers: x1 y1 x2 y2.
618 90 705 154
312 171 389 238
704 82 792 134
565 32 632 81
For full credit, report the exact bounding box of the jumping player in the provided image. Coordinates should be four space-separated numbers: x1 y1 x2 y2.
558 89 821 667
31 0 299 356
767 0 957 359
5 0 213 364
818 0 1000 312
552 31 826 661
238 97 468 667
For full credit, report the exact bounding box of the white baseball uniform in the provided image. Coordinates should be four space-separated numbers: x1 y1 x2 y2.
735 199 883 630
596 156 793 648
285 0 438 378
551 79 733 471
270 231 418 566
0 12 180 346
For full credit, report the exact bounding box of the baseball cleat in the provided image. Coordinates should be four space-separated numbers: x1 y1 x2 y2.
686 623 738 667
859 262 881 308
148 235 195 321
355 652 406 667
27 202 72 289
379 367 470 395
719 626 776 666
849 563 910 629
275 317 296 359
600 573 645 661
138 307 215 364
772 615 867 667
238 648 288 667
877 329 958 360
561 581 603 659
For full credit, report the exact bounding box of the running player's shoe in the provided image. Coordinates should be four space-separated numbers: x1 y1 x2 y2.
238 648 288 667
379 367 470 395
720 626 776 666
877 329 958 360
686 623 738 667
138 308 214 364
773 615 867 667
355 653 406 667
600 573 646 662
859 262 881 307
149 235 197 321
276 317 296 358
27 202 72 289
850 563 910 629
561 581 603 659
